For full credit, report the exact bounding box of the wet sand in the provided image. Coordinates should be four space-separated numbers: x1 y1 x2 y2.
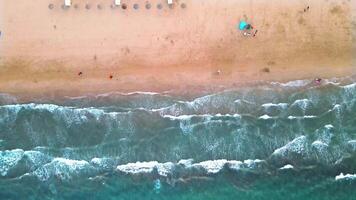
0 0 355 99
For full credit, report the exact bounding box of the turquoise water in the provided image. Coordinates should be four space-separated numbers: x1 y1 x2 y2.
1 77 356 199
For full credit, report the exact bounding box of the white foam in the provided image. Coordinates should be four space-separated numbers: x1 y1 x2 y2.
23 151 51 170
90 157 114 170
234 99 255 105
226 160 244 170
192 159 263 174
0 149 24 176
1 104 94 114
163 114 209 135
1 104 23 113
163 113 241 120
151 105 174 112
272 80 309 87
259 114 274 120
156 162 175 176
115 159 267 176
0 149 50 177
330 104 343 115
341 83 356 90
215 113 241 118
333 104 341 109
96 91 160 98
126 92 159 95
90 158 102 165
243 159 264 168
163 114 211 120
0 103 122 125
311 140 328 151
177 159 194 167
335 173 356 181
15 157 271 181
116 161 174 176
279 164 294 170
64 95 88 100
192 159 228 174
323 80 340 86
3 103 73 113
325 124 334 129
291 99 312 110
273 136 307 156
287 115 317 119
312 140 328 146
261 103 288 109
347 140 356 145
54 158 88 166
32 158 91 181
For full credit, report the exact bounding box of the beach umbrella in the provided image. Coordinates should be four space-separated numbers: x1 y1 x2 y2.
238 21 248 30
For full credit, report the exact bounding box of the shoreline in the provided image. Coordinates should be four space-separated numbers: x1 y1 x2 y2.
1 74 355 104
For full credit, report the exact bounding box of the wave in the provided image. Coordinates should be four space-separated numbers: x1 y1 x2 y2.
30 158 94 182
258 114 275 119
335 173 356 181
0 77 355 185
117 161 175 176
261 103 288 109
116 159 266 176
0 149 51 178
287 115 317 119
1 141 355 183
7 154 268 182
2 147 269 181
95 91 161 97
279 164 294 170
271 80 311 87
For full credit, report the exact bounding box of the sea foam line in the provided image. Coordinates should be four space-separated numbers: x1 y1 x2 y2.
116 159 265 176
95 91 161 98
163 113 241 120
335 173 356 181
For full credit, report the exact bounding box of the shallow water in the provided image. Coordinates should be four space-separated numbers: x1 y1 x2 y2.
1 77 356 199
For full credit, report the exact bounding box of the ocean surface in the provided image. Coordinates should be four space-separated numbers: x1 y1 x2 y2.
1 77 356 200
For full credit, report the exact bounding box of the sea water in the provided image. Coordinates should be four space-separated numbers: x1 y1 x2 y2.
0 77 356 200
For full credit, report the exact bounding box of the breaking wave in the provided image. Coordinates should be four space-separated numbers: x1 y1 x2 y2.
1 77 356 199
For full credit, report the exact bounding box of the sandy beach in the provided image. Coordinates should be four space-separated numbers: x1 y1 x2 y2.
0 0 355 99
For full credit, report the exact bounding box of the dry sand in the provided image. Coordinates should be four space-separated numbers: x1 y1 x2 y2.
0 0 355 99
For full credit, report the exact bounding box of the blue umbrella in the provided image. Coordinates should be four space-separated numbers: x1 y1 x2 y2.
238 21 248 30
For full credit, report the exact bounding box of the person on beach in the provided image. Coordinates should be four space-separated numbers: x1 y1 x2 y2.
213 69 222 76
314 78 322 85
238 21 255 37
304 6 310 12
253 30 258 37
